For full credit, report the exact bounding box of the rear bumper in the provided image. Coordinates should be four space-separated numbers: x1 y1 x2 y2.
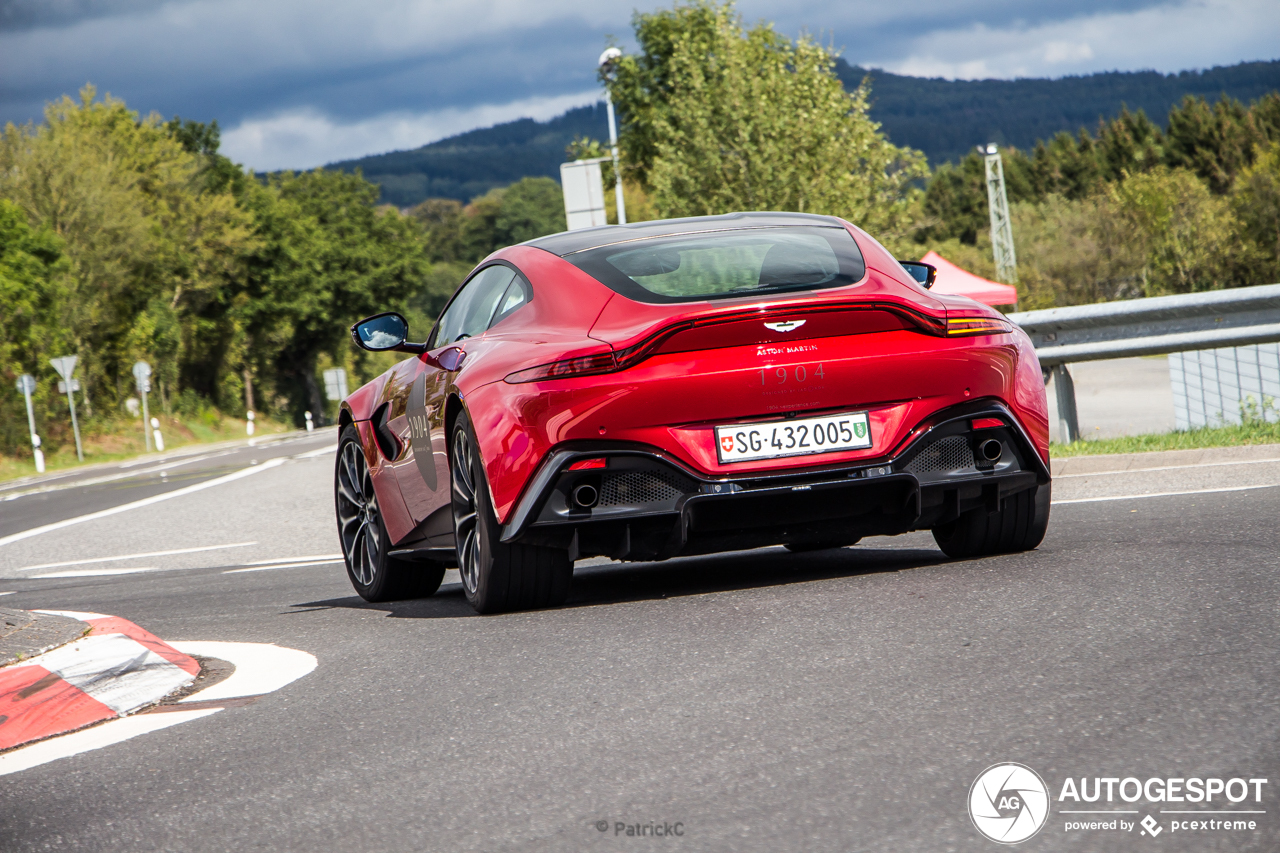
501 400 1049 561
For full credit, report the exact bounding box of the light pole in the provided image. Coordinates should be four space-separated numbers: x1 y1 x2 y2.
598 47 627 226
980 143 1017 284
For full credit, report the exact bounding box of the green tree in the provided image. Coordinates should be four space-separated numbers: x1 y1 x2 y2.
1165 95 1269 194
0 87 255 420
165 116 249 197
1010 193 1145 308
409 178 566 266
0 199 70 452
604 1 926 233
1232 142 1280 281
1108 167 1243 294
409 198 466 263
459 177 567 260
238 169 431 420
1096 106 1164 183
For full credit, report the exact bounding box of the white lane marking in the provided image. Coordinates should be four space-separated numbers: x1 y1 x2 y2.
223 560 342 574
296 444 338 459
1055 456 1280 479
240 553 343 567
34 567 158 579
0 458 286 548
1053 483 1280 505
0 640 315 776
169 641 316 703
0 591 15 597
0 709 222 776
19 542 258 572
0 452 235 500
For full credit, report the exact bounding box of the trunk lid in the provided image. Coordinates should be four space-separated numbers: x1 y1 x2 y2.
587 271 948 356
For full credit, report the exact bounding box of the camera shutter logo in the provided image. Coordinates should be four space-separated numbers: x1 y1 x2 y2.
969 763 1050 844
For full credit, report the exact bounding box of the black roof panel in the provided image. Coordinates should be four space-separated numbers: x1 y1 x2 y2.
526 211 847 257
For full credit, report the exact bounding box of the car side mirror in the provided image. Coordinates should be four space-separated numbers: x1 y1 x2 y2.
351 312 408 351
350 312 426 353
898 261 937 289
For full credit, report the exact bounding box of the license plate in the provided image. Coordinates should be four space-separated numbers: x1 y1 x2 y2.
715 411 872 463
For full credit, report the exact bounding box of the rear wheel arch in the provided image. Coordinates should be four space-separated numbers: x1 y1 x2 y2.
449 409 571 613
443 394 466 468
445 394 500 513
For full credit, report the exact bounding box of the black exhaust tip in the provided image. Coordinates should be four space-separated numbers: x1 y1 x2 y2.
978 438 1003 462
572 483 599 509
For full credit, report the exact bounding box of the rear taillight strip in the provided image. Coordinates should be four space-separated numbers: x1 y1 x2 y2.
504 301 953 384
945 316 1013 337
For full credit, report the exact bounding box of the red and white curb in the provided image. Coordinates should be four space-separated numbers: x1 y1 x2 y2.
0 610 197 752
0 611 315 775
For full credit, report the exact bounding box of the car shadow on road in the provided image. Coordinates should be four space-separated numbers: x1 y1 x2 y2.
289 542 949 620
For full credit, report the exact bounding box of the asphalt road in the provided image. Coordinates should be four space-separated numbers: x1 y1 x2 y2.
0 430 339 540
0 439 1277 852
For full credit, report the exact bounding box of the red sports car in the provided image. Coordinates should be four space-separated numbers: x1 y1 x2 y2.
337 212 1051 613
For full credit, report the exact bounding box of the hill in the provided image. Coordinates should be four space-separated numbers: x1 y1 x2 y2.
841 58 1280 164
330 104 610 208
330 59 1280 208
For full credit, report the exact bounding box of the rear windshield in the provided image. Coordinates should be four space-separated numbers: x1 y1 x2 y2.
562 226 866 304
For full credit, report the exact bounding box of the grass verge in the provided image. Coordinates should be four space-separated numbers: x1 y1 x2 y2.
0 412 292 483
1051 420 1280 457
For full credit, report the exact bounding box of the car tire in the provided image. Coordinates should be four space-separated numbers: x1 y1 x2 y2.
336 424 446 602
931 482 1051 559
451 411 572 614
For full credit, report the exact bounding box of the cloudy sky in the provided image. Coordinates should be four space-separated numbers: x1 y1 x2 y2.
1 0 1276 171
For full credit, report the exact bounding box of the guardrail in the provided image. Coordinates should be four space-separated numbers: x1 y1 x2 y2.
1007 284 1280 443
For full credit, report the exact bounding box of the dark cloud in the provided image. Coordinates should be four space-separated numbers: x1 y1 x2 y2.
0 0 169 32
0 0 1273 169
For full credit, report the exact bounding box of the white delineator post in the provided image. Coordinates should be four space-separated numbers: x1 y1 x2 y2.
16 374 45 473
599 47 626 225
304 411 314 433
246 410 255 443
133 361 153 452
150 417 165 452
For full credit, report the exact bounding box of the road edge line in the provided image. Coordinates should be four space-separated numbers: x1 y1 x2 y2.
0 458 286 548
1052 483 1280 505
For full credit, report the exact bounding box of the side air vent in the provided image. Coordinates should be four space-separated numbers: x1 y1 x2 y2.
371 404 400 460
904 435 975 474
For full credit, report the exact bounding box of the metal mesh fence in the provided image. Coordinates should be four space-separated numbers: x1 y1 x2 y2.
1169 344 1280 429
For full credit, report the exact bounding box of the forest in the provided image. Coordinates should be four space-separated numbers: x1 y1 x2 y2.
3 0 1280 463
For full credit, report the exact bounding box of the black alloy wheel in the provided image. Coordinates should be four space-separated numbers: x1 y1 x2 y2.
450 411 572 614
335 424 445 602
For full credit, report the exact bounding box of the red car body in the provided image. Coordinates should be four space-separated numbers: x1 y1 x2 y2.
340 212 1049 568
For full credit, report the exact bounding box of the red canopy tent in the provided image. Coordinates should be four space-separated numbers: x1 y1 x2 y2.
919 251 1018 307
